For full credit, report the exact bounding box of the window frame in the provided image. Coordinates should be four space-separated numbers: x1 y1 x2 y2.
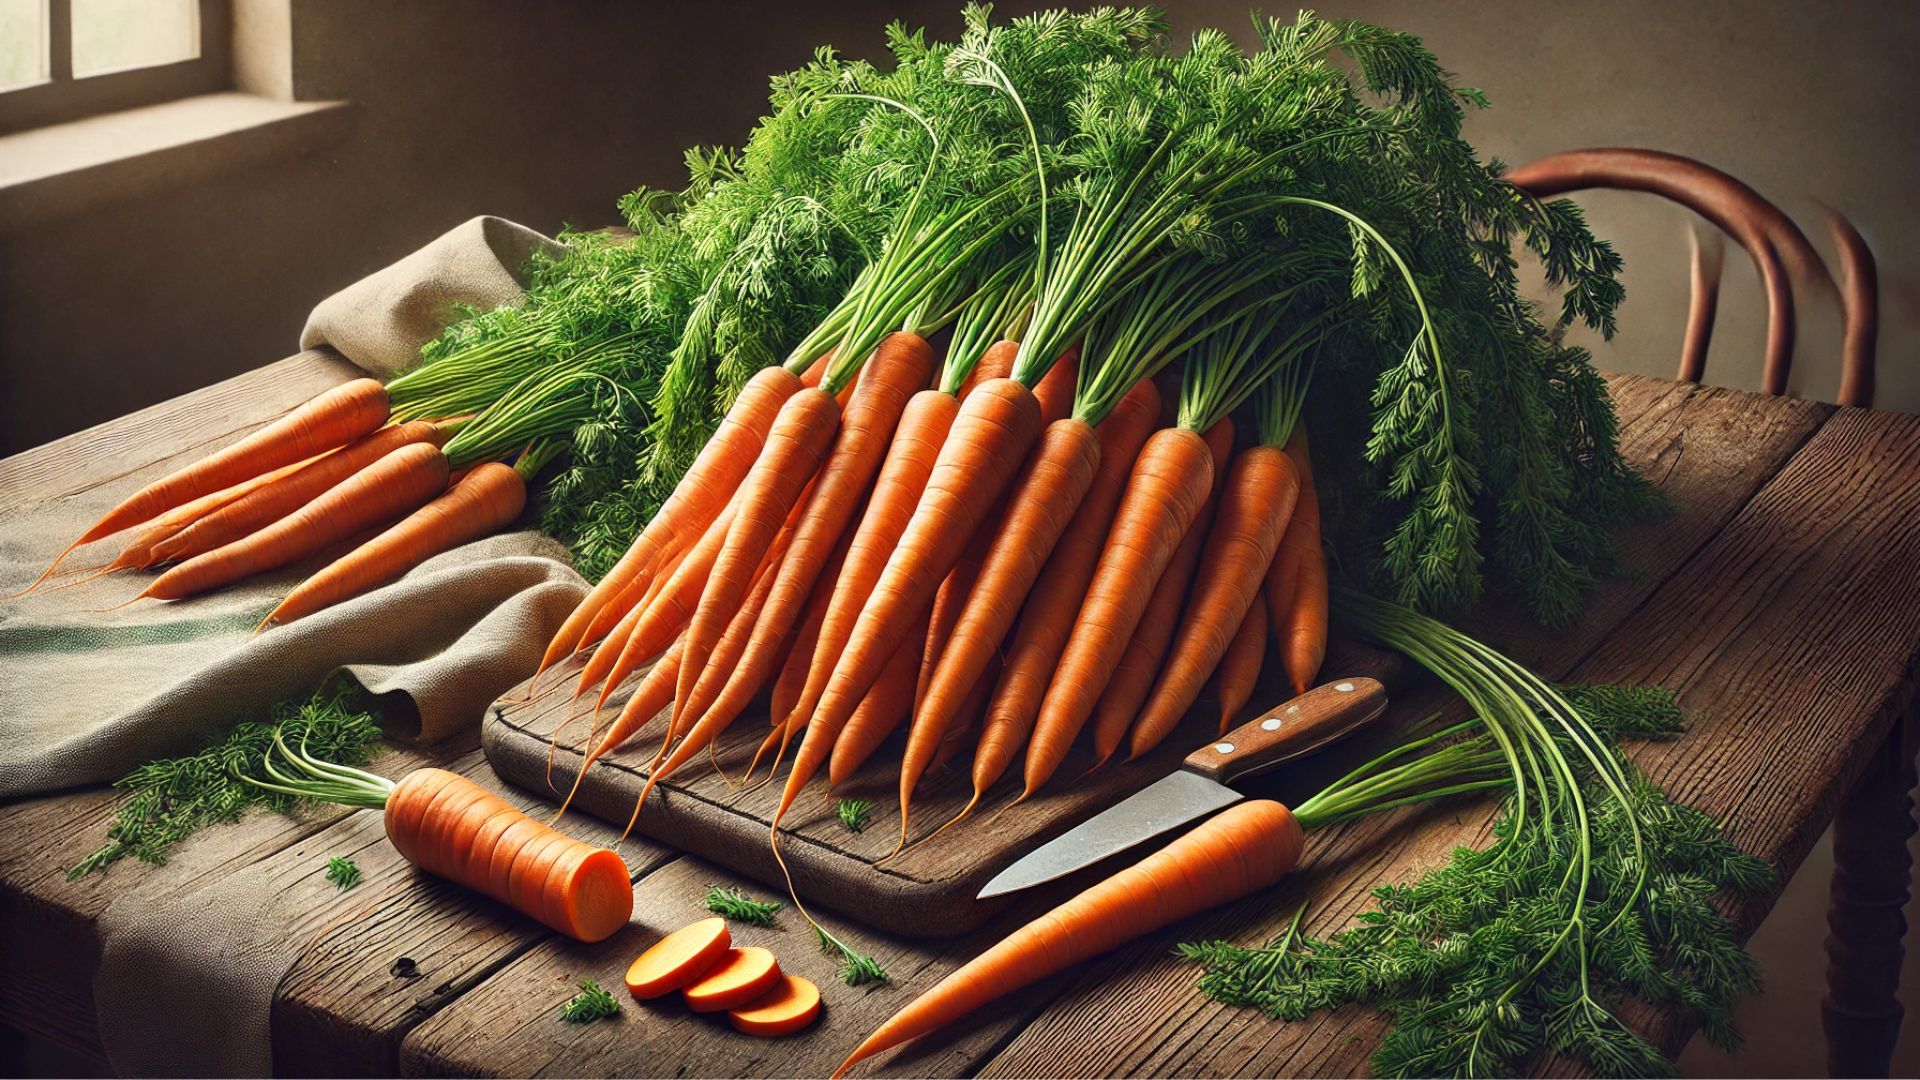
0 0 231 136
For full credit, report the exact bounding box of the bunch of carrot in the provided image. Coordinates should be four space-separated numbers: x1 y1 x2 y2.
12 375 541 629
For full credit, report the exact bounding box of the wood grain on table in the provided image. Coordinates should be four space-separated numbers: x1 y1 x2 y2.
1 353 1915 1077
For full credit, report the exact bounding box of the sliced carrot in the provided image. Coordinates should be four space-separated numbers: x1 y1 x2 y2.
379 768 632 943
728 975 822 1037
683 946 783 1013
625 917 732 1000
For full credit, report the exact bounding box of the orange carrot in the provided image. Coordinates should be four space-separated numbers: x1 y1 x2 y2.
139 442 447 602
625 917 731 999
1033 343 1079 425
955 338 1018 399
24 379 390 592
1215 600 1268 734
533 365 801 685
1088 417 1234 766
729 974 821 1037
153 421 447 565
1023 426 1215 794
828 612 928 789
575 492 739 703
1130 444 1298 758
898 380 1160 849
951 380 1161 810
775 377 1041 828
773 529 849 729
679 333 934 732
834 800 1304 1077
553 638 681 822
778 386 962 756
372 768 632 942
639 497 803 789
256 461 520 629
676 387 841 720
1270 432 1327 694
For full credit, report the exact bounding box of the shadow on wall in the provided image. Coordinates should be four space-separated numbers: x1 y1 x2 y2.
1 0 1914 454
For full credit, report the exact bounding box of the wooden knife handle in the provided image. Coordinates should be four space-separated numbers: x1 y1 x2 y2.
1183 677 1389 787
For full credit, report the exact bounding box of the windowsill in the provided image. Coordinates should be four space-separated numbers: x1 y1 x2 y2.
0 91 351 226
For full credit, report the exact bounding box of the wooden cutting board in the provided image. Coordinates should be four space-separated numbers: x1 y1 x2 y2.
484 638 1402 938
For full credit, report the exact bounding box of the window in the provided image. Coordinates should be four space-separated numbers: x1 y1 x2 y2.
0 0 230 134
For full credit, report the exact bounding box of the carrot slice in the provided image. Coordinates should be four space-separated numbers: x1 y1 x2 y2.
625 917 732 1000
683 946 783 1013
728 974 822 1037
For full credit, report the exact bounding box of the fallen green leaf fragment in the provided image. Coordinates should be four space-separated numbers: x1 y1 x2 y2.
324 856 362 891
836 798 874 834
559 980 620 1023
706 885 782 927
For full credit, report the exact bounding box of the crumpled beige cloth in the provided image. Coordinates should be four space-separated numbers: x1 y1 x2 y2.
299 214 566 376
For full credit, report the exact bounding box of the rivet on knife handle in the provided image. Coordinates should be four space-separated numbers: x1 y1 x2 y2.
1184 677 1389 787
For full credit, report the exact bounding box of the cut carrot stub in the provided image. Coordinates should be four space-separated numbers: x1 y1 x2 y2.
626 917 732 1000
683 946 783 1013
727 974 821 1037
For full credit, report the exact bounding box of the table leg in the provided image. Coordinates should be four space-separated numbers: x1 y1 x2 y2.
1824 717 1918 1077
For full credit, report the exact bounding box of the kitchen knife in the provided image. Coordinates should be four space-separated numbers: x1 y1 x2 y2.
976 677 1388 900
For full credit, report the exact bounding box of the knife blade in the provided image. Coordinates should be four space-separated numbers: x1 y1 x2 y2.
976 677 1388 900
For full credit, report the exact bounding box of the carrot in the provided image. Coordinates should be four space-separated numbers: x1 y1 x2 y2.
277 764 635 943
956 338 1018 399
1215 601 1268 735
898 379 1160 850
778 387 962 757
828 612 929 789
533 365 801 687
679 333 934 732
575 493 739 703
21 380 390 594
773 529 848 728
684 947 782 1013
638 496 804 790
728 974 821 1037
625 917 732 999
833 800 1304 1077
152 421 447 565
1088 417 1235 767
1129 444 1298 757
945 380 1160 813
675 387 841 721
1023 426 1215 794
1270 432 1327 694
1033 343 1079 425
774 377 1041 827
553 639 681 822
138 442 448 602
258 460 524 629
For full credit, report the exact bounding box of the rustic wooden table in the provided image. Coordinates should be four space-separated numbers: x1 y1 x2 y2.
2 349 1916 1078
